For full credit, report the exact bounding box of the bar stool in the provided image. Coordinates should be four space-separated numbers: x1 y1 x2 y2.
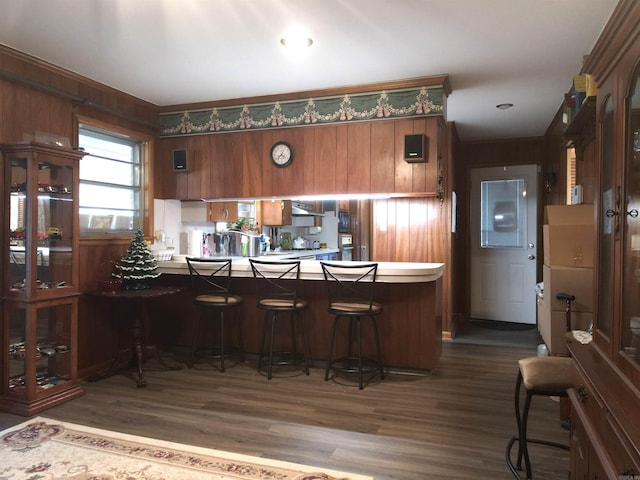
505 355 572 479
248 259 309 380
186 257 244 372
320 262 384 390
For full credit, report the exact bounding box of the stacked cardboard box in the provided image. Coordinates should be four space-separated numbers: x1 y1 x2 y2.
538 205 595 354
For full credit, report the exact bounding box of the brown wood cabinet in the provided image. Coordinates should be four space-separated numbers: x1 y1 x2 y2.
260 200 292 226
207 201 238 222
0 142 85 415
567 2 640 478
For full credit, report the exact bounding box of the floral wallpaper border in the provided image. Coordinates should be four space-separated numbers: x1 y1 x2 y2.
159 85 445 137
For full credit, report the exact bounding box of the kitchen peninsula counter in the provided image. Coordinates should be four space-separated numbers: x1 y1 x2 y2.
154 258 444 371
157 257 444 283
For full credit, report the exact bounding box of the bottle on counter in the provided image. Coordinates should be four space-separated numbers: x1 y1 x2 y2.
202 234 212 256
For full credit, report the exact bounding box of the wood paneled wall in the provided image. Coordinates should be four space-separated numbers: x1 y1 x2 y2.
0 46 158 144
0 45 159 375
156 117 442 200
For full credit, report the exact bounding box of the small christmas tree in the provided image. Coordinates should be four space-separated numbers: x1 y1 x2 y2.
115 229 160 290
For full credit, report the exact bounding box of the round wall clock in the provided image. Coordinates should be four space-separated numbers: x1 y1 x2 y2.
270 141 293 167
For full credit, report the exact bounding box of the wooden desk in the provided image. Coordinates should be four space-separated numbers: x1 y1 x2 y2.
87 286 182 387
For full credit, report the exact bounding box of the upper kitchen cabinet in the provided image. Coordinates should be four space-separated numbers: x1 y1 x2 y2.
260 200 292 226
207 201 238 223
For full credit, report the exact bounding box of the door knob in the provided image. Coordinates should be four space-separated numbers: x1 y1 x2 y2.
528 254 535 260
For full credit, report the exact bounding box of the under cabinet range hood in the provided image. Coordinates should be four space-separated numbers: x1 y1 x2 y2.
291 201 324 216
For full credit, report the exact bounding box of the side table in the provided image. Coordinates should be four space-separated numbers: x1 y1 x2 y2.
87 285 182 387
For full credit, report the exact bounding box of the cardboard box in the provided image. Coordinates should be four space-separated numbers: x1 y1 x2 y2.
543 204 595 268
537 302 593 355
542 265 593 313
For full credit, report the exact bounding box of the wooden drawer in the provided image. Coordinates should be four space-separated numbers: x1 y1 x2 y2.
603 412 640 476
572 364 604 427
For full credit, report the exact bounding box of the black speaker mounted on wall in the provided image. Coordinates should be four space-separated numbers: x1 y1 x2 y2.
404 134 428 163
172 149 188 172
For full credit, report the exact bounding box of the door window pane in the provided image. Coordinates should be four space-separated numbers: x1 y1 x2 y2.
480 179 526 248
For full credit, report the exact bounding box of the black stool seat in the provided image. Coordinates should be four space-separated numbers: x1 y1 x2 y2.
186 258 244 372
249 259 310 380
321 262 384 390
506 355 572 479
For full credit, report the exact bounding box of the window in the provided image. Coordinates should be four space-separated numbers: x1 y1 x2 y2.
78 122 148 236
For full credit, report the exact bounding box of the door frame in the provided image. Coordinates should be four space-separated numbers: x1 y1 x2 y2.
465 163 543 325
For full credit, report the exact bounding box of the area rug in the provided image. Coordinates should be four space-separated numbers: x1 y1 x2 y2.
0 417 373 480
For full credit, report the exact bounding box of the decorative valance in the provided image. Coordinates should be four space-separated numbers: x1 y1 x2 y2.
159 85 445 137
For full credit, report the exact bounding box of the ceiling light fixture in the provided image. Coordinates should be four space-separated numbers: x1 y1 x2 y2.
496 103 514 110
280 26 313 51
280 36 313 48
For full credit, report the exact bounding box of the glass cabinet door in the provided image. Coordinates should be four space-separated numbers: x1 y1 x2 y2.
5 301 74 399
35 161 75 291
597 95 615 340
6 146 78 297
622 66 640 363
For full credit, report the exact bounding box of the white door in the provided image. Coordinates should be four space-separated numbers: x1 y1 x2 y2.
470 165 538 324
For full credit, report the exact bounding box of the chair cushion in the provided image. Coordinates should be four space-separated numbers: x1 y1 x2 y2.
195 294 242 306
330 300 382 314
518 356 572 392
258 298 308 310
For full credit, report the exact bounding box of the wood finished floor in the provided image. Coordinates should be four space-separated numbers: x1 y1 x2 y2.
0 334 569 480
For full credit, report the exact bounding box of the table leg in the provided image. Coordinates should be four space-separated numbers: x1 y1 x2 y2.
133 298 147 388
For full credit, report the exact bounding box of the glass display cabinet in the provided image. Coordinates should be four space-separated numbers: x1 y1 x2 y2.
568 8 640 476
1 142 85 415
622 68 640 368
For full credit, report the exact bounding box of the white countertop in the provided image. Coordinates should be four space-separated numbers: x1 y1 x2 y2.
157 254 444 284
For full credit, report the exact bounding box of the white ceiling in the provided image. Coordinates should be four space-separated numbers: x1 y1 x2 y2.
0 0 618 142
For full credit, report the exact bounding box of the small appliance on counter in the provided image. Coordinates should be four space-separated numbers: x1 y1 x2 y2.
293 236 307 250
228 230 260 257
188 230 204 257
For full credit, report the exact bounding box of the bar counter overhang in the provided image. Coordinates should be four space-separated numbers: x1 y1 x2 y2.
154 259 445 372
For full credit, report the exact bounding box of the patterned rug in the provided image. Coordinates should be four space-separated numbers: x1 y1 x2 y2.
0 417 373 480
